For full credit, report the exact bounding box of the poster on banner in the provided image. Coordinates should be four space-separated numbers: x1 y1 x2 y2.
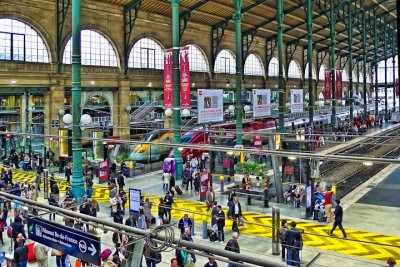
163 49 173 108
98 160 108 183
291 89 304 113
324 70 331 99
336 69 343 99
129 188 141 215
180 46 191 107
199 170 209 202
197 89 223 123
253 135 262 149
253 89 271 117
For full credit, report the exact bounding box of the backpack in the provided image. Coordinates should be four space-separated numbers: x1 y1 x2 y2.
6 225 12 238
185 254 195 267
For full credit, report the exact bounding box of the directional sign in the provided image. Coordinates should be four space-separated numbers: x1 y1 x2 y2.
28 217 101 265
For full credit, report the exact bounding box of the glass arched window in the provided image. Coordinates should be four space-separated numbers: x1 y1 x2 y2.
244 53 264 76
0 19 49 62
342 69 349 82
214 49 235 74
319 65 326 81
63 30 118 66
187 44 208 72
288 60 301 79
304 62 317 80
268 57 279 77
374 57 399 83
128 37 163 69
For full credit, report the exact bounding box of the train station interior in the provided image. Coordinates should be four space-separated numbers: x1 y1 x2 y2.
0 0 399 266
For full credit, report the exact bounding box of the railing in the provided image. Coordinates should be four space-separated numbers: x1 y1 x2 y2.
131 101 160 122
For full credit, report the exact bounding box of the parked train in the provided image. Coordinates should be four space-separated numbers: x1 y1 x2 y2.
130 130 174 162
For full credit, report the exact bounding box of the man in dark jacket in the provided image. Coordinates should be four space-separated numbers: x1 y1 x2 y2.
215 205 225 243
163 191 174 222
328 199 347 239
14 239 28 266
11 217 26 249
228 197 242 233
224 232 240 267
178 214 193 235
283 221 303 267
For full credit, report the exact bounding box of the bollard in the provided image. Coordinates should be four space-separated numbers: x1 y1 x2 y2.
220 175 224 193
202 212 208 239
272 207 280 255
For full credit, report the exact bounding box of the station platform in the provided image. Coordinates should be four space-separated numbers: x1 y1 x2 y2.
5 165 400 266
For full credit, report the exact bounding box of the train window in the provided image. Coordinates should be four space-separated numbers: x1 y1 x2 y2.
143 132 160 142
181 135 194 143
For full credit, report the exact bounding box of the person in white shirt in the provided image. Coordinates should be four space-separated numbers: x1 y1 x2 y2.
162 171 171 192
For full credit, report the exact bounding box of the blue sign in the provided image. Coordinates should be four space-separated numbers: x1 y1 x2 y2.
129 188 141 215
28 217 101 266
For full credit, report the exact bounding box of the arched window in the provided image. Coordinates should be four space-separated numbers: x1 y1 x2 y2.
268 57 279 77
187 44 208 72
214 49 235 74
342 69 349 82
288 60 301 79
304 62 317 80
0 18 49 62
129 37 163 69
319 65 326 81
63 30 118 66
244 53 264 76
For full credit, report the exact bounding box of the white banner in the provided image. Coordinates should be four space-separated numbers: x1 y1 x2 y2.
197 89 223 123
291 89 304 113
252 89 271 117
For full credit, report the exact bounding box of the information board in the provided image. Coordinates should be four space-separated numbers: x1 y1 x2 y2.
28 217 101 266
129 188 141 215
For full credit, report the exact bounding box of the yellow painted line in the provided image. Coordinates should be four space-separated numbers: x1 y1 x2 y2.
7 168 400 262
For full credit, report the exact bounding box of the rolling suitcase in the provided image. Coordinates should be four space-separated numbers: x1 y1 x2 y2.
175 186 183 195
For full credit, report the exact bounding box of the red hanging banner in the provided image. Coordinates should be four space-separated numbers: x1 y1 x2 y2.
336 69 343 100
324 70 331 99
180 46 191 107
163 49 173 108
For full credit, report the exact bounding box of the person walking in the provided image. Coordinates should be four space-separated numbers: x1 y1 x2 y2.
35 172 42 192
279 219 288 262
224 232 240 267
164 191 173 222
323 187 334 223
328 199 348 239
283 221 303 267
386 257 396 267
158 198 166 222
51 181 60 203
178 214 193 236
205 187 215 212
14 239 28 267
34 242 50 267
162 171 171 192
215 205 225 244
85 173 94 199
228 197 242 234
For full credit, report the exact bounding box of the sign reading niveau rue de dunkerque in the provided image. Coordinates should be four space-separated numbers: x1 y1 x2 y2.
28 217 101 265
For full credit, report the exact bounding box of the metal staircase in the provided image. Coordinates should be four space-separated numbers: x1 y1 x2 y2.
130 101 159 122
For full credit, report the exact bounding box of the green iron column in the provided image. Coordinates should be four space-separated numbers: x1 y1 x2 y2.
71 0 84 200
25 91 29 153
362 14 367 120
277 0 284 131
384 25 388 116
374 19 379 117
329 0 337 128
171 0 183 181
347 3 354 124
233 0 243 146
307 0 314 126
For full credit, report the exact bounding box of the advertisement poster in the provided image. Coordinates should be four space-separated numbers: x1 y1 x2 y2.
197 89 223 123
92 132 104 161
324 70 331 99
163 49 173 108
253 89 271 117
98 160 108 183
253 135 262 149
336 69 343 100
180 46 191 107
129 188 141 215
291 89 304 113
199 170 209 202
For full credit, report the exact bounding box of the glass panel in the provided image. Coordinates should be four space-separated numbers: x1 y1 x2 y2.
187 44 207 72
12 34 25 61
244 54 264 76
129 38 164 69
215 50 235 74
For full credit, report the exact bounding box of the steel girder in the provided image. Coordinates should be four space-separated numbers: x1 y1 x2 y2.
56 0 71 73
179 0 210 41
123 0 142 76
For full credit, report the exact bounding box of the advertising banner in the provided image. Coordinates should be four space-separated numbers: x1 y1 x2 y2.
252 89 271 117
253 135 262 149
28 217 101 266
291 89 304 113
163 49 173 108
324 70 331 99
199 170 209 202
180 46 191 107
336 69 343 100
197 89 223 123
98 160 108 183
129 188 141 215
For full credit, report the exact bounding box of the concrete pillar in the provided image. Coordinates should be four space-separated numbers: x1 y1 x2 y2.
113 79 131 139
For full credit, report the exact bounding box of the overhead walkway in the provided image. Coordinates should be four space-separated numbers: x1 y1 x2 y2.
7 167 400 264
